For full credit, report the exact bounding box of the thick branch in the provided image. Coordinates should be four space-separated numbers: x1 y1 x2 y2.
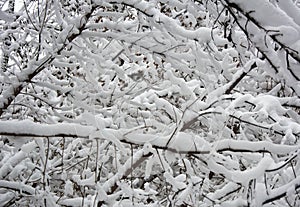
0 120 93 138
0 121 297 155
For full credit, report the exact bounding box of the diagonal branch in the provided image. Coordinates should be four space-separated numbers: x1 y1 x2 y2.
0 6 97 117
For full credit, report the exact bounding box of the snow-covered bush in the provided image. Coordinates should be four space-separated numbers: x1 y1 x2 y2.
0 0 299 206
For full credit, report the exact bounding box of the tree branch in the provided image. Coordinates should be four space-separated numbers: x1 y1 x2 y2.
0 6 97 117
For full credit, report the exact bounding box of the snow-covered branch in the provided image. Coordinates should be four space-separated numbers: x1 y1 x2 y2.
0 120 93 138
1 0 300 206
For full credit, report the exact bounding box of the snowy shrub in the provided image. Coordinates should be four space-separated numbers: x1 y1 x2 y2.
0 0 300 206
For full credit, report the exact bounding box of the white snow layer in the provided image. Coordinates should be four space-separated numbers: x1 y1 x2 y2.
0 120 94 138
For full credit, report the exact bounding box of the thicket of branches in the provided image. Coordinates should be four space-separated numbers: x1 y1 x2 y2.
0 0 300 206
